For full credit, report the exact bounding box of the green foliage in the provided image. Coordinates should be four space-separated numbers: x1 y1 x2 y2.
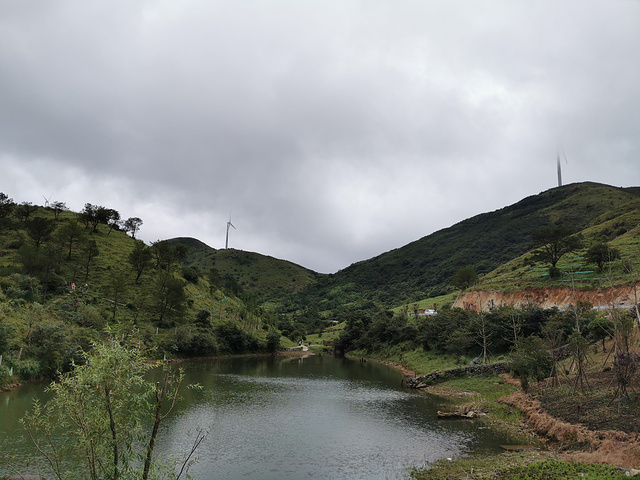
510 336 552 391
265 331 281 353
0 200 271 385
182 266 199 283
497 459 627 479
214 320 261 354
585 241 621 271
532 225 583 268
176 327 216 357
21 339 204 480
13 358 42 381
25 217 56 248
0 192 14 219
0 363 10 387
451 266 478 290
152 271 187 326
414 456 627 480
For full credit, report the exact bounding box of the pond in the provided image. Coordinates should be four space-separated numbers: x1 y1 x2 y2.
0 354 509 479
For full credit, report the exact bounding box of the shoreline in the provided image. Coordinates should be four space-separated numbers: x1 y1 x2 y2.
356 353 640 475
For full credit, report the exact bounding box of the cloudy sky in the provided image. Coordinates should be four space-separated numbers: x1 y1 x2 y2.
1 1 639 273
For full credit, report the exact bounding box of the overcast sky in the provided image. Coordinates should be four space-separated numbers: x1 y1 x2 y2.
1 1 639 273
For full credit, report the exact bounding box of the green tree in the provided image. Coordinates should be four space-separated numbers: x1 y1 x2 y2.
266 332 281 353
57 220 86 259
510 335 552 391
26 217 56 248
16 201 36 223
587 315 613 352
106 208 121 235
79 203 95 230
80 238 100 281
451 266 478 290
22 339 206 480
51 200 67 220
0 192 15 219
123 217 143 239
532 225 582 268
153 271 187 325
128 240 153 283
151 240 189 271
585 242 621 272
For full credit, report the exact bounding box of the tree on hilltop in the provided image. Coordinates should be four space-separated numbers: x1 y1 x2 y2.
16 201 36 223
123 217 143 239
106 208 121 235
0 192 14 219
51 200 67 220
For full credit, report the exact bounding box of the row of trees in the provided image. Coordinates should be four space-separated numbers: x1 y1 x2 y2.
0 193 143 239
335 297 639 407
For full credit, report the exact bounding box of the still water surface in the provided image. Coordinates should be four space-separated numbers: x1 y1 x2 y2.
1 354 509 479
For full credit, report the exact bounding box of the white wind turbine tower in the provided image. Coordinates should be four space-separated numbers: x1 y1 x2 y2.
557 150 568 187
42 193 53 208
225 217 236 249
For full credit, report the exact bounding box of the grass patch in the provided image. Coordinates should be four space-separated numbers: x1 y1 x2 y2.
351 348 460 375
412 454 628 480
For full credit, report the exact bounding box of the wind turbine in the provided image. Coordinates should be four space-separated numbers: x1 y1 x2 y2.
557 150 568 187
557 154 562 187
42 193 53 208
225 217 236 249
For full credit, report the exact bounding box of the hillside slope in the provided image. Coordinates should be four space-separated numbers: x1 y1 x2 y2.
168 237 318 305
290 182 639 309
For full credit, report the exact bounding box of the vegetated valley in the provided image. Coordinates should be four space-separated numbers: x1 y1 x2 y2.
2 181 640 478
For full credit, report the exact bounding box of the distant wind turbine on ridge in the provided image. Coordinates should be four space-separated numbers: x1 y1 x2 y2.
42 193 53 208
557 150 568 187
225 217 236 249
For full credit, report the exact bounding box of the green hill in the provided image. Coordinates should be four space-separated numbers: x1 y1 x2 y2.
0 200 282 387
286 182 640 311
167 237 318 306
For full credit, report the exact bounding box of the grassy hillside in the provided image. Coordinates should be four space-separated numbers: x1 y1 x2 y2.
167 237 318 307
289 182 640 311
479 195 640 291
0 201 280 386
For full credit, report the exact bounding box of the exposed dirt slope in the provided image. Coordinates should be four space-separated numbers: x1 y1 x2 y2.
454 285 640 311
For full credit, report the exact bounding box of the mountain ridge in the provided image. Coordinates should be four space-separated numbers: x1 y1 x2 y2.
171 181 640 314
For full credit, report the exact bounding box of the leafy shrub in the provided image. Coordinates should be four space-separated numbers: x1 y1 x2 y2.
265 332 281 353
0 364 10 387
182 266 199 283
176 329 216 357
510 336 552 391
215 321 256 354
15 358 42 381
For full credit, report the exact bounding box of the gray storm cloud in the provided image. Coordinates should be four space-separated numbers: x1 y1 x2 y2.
1 0 639 273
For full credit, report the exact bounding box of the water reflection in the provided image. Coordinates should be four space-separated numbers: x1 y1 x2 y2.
155 355 506 480
0 354 509 479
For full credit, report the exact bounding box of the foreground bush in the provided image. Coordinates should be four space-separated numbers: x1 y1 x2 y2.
22 338 206 480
